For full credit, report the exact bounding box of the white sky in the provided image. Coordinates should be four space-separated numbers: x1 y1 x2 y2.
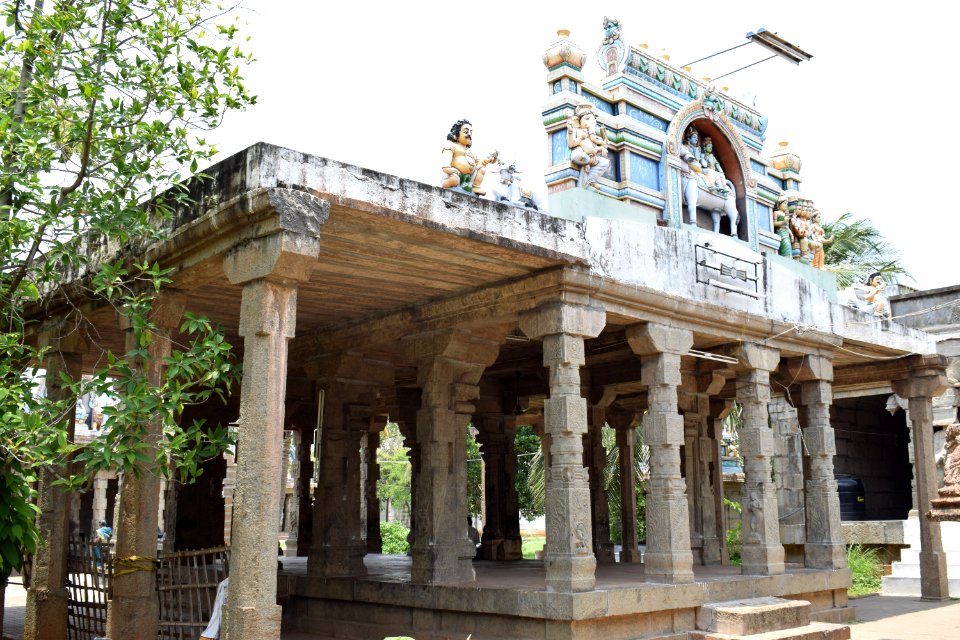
209 0 957 290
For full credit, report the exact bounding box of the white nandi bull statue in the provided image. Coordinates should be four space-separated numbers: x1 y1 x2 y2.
680 126 739 236
491 162 542 211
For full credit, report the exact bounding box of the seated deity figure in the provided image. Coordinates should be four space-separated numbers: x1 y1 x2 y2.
700 136 729 194
680 126 706 177
567 103 610 190
441 119 498 195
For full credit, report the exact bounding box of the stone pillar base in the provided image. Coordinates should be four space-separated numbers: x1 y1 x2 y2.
544 553 596 593
223 602 282 639
24 587 68 640
803 542 845 569
411 544 474 584
741 545 786 575
312 546 367 577
502 538 523 561
620 548 642 563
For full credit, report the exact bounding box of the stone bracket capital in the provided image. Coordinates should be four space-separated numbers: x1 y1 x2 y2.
37 319 90 355
892 354 949 399
732 342 780 373
223 230 320 286
519 302 605 341
116 290 187 332
783 354 833 383
402 328 502 387
626 323 693 356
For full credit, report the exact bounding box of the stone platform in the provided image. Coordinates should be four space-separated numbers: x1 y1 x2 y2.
882 518 960 597
278 556 853 640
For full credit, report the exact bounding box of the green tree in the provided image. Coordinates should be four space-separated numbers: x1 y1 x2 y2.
376 422 411 521
466 425 482 517
822 213 911 289
0 0 254 601
514 425 543 520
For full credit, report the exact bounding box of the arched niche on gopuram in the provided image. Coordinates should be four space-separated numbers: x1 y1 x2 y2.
665 98 759 246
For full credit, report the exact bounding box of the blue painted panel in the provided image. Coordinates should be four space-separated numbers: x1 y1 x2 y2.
625 106 668 132
750 159 766 176
551 130 570 165
603 152 621 182
581 92 615 115
756 203 772 232
629 153 660 190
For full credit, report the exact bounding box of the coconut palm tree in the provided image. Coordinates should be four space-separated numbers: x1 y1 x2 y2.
821 213 911 289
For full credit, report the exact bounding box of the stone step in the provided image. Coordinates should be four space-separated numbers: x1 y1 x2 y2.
696 597 810 635
881 575 960 597
689 621 850 640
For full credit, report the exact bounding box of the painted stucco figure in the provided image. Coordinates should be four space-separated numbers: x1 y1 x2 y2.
789 201 811 263
441 119 498 195
567 103 610 190
850 272 891 318
809 210 833 269
602 16 621 45
679 125 739 236
492 162 542 210
773 196 794 257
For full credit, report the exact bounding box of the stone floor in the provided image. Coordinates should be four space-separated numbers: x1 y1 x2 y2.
5 579 960 639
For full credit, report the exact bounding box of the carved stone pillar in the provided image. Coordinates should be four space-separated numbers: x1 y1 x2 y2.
587 405 616 563
626 323 695 583
786 355 845 569
698 372 727 565
476 414 523 561
283 431 302 556
734 343 785 575
611 411 641 564
220 225 321 640
105 292 185 640
710 398 733 564
294 425 314 556
520 302 605 592
893 355 951 600
403 329 502 584
366 418 386 553
307 353 389 577
24 327 86 640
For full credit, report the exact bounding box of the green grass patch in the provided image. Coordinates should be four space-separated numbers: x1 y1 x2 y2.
847 544 882 597
522 536 545 559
